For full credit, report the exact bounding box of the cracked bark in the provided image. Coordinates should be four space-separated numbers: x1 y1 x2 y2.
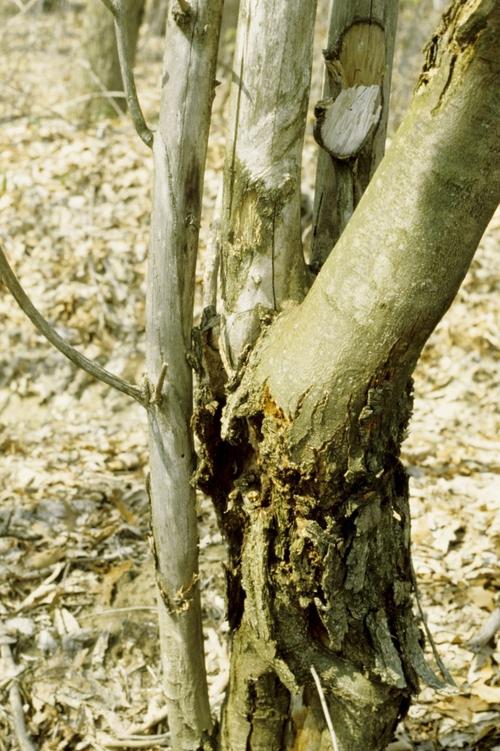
196 2 500 748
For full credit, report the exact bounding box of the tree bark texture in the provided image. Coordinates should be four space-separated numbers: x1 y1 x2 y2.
218 0 317 370
311 0 399 272
196 2 500 749
146 2 223 749
73 0 144 122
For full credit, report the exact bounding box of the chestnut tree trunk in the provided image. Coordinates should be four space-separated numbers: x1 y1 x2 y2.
193 2 500 749
4 2 497 750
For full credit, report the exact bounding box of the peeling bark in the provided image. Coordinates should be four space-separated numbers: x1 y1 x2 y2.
311 0 399 272
196 2 500 749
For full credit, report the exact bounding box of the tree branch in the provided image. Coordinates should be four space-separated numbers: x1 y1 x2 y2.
100 0 153 148
0 245 146 406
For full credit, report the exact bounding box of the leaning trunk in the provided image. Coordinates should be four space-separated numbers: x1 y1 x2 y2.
197 2 500 749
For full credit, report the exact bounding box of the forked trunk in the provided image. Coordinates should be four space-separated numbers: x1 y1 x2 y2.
195 2 500 749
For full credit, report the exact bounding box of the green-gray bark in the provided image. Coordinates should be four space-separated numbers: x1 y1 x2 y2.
196 2 500 749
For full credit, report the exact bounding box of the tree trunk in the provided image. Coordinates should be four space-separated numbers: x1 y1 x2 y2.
196 2 500 749
146 2 223 749
311 0 399 273
218 0 317 370
72 0 144 122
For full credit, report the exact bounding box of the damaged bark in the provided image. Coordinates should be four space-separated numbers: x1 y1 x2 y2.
218 0 317 369
311 0 399 272
194 2 500 749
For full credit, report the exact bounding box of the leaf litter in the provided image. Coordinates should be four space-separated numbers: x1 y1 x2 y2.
0 2 498 750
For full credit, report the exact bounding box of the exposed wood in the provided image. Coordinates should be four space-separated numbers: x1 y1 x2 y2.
145 1 223 748
311 0 399 272
314 84 381 159
215 2 500 748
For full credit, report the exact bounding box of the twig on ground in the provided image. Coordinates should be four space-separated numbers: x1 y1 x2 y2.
127 705 170 735
1 643 37 751
78 606 158 621
0 244 146 406
411 560 455 685
310 665 340 751
468 608 500 651
101 734 169 749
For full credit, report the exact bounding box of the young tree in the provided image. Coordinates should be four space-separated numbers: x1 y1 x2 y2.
1 1 498 750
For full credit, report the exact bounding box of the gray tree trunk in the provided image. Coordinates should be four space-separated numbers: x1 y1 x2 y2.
72 0 144 122
218 0 317 370
146 2 223 750
195 2 500 749
146 0 168 36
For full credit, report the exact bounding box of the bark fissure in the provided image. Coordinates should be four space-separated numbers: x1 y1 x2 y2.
194 3 499 749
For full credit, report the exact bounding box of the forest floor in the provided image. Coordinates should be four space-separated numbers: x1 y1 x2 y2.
0 3 498 750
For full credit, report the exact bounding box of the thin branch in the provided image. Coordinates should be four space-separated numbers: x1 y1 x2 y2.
411 560 455 685
1 644 37 751
100 0 153 148
101 735 169 749
310 665 340 751
0 244 146 406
